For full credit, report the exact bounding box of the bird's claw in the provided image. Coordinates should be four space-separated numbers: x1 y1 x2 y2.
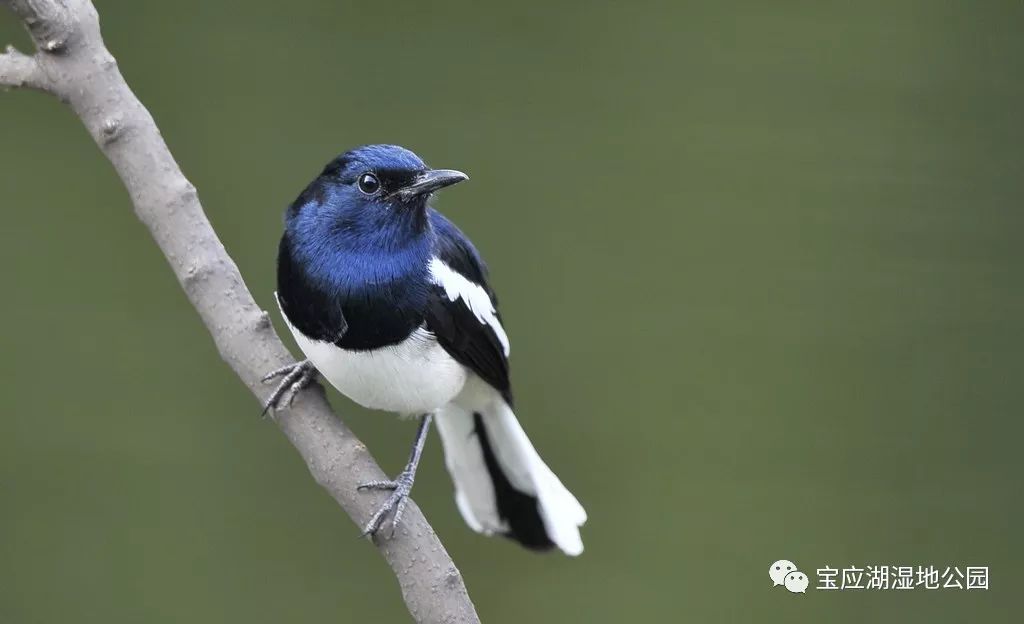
358 470 416 538
261 360 317 417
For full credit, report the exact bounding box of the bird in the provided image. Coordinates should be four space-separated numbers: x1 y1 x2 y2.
263 144 586 555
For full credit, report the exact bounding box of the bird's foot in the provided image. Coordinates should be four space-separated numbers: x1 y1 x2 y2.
261 360 317 416
357 414 432 539
358 469 417 538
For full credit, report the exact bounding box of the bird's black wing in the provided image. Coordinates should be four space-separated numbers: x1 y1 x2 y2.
425 211 513 405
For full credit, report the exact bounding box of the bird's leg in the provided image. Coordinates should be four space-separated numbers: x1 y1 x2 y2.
261 360 318 416
358 413 433 537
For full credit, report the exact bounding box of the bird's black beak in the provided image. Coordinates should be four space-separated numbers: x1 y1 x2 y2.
394 169 468 200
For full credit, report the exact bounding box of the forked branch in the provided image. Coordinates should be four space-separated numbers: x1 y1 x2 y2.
0 2 479 622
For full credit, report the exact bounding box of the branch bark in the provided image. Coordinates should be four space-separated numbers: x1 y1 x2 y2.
0 2 480 622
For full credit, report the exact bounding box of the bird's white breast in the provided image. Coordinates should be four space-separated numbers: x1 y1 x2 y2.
284 318 467 415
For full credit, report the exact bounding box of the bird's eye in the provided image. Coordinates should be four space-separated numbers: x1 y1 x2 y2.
357 172 381 195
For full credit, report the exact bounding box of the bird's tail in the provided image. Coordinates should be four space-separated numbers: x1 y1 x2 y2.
435 401 586 555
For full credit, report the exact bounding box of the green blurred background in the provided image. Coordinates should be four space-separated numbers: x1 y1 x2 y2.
1 1 1021 621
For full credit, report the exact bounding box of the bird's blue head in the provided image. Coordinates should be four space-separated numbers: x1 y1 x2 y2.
286 144 468 255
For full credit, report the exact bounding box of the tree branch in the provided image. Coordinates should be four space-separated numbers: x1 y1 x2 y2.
0 44 44 89
0 2 480 622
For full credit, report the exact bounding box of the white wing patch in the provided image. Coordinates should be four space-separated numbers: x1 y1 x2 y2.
428 257 511 356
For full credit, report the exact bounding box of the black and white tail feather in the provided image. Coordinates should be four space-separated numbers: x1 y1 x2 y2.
435 400 587 554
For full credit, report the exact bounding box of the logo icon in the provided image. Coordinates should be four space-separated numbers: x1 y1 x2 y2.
784 570 809 593
770 559 808 594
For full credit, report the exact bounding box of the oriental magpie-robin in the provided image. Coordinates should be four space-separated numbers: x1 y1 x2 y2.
264 145 586 555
